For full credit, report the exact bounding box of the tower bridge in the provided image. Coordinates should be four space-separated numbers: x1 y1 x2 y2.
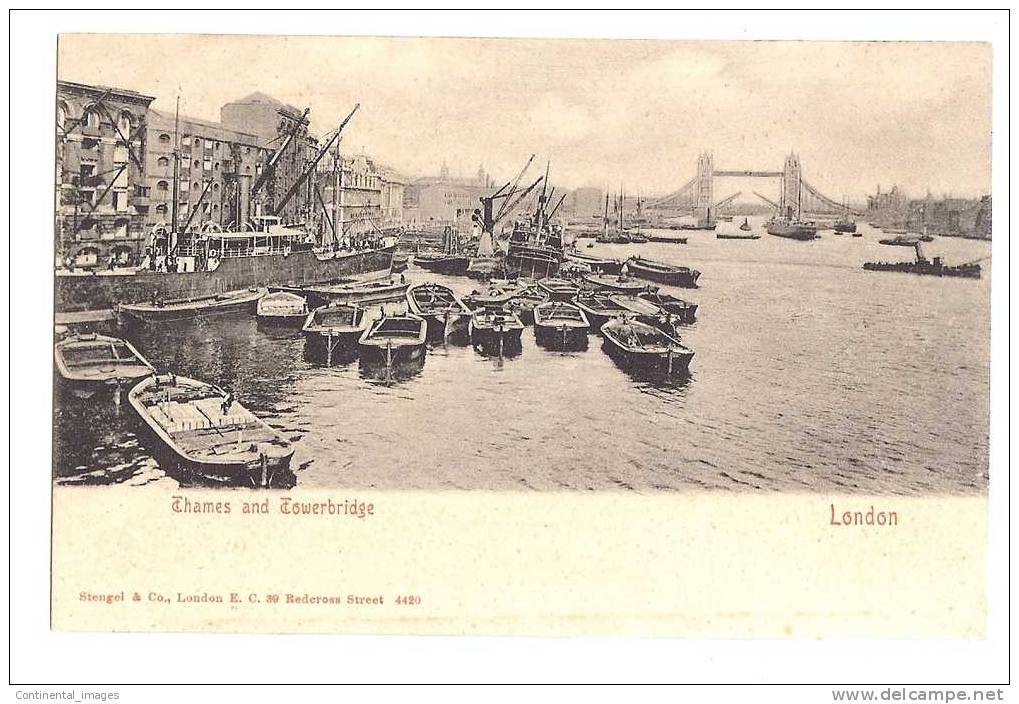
649 152 853 221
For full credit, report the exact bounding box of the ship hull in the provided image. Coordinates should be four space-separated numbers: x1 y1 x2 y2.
56 246 395 313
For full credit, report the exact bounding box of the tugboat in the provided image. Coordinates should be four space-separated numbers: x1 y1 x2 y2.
533 301 590 350
54 332 153 397
128 373 295 488
505 162 566 279
864 242 982 279
625 256 700 287
256 291 309 327
600 318 694 376
406 282 472 338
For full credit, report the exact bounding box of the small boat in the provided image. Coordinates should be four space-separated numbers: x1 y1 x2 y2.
645 233 689 245
463 284 518 310
469 307 525 350
301 303 370 358
601 318 694 376
406 282 472 337
625 257 700 288
573 292 635 330
128 374 294 487
637 290 698 325
565 252 624 275
739 218 752 231
533 301 590 350
677 221 717 231
391 253 409 273
717 231 761 240
256 291 309 326
851 231 864 238
537 277 583 301
505 285 549 325
54 333 153 394
583 272 656 294
559 261 593 278
878 235 920 247
833 219 857 234
119 287 266 323
296 279 409 308
358 313 428 365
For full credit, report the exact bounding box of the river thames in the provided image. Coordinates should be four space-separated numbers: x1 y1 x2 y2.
53 219 991 494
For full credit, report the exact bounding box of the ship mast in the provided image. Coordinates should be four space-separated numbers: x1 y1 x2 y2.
170 95 180 251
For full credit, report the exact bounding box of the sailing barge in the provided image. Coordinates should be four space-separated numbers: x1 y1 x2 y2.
128 374 295 488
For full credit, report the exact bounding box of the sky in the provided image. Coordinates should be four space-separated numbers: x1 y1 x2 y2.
58 35 992 202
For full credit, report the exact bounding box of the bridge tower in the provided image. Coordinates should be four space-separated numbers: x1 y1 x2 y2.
780 153 802 220
695 152 714 223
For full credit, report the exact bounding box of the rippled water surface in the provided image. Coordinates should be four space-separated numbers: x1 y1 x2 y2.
53 220 991 494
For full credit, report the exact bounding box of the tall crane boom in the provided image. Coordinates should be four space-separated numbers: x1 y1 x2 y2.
251 107 310 197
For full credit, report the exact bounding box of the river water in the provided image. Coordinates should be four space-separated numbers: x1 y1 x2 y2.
53 219 991 494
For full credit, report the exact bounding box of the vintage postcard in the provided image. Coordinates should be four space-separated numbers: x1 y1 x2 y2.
49 33 994 638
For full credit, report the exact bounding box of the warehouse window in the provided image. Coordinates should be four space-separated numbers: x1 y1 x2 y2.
157 156 170 167
159 133 171 143
156 180 169 192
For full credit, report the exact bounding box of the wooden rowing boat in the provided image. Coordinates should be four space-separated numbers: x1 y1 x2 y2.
469 307 525 351
533 301 590 350
128 374 294 487
601 318 694 376
536 277 583 301
295 279 409 308
505 285 549 325
119 287 266 323
636 290 698 324
565 251 623 274
406 282 472 337
572 292 635 330
256 291 309 326
301 303 370 360
357 314 428 365
54 332 153 394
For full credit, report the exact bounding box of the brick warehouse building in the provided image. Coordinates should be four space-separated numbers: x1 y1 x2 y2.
220 92 320 226
55 80 156 267
144 110 266 235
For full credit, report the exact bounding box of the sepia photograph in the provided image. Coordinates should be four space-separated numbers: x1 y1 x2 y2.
52 36 991 495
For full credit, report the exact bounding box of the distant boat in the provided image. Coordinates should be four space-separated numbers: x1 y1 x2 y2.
256 291 309 327
406 282 472 337
301 302 370 357
128 373 294 488
533 301 590 350
717 231 760 240
878 235 920 247
357 313 428 365
119 287 266 324
625 256 700 288
54 332 153 395
645 233 688 245
766 217 818 240
600 318 694 376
